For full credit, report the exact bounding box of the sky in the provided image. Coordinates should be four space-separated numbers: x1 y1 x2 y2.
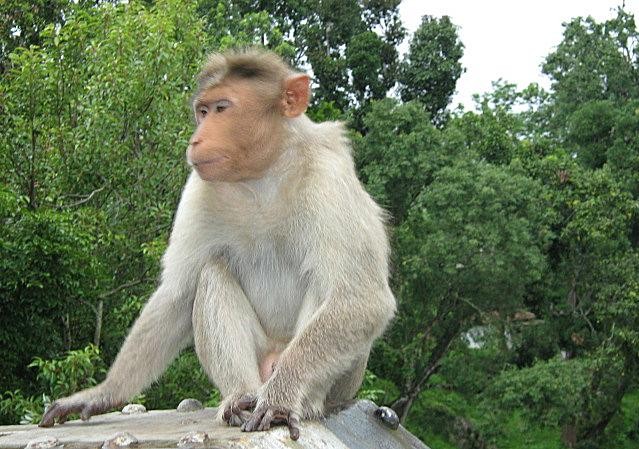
398 0 639 110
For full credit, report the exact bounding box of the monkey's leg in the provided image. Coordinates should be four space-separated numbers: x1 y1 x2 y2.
40 284 193 427
242 285 394 440
325 352 369 410
192 260 267 426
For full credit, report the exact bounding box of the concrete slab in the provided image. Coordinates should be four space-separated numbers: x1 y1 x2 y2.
0 400 429 449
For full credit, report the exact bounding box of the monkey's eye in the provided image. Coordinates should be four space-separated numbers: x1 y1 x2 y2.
197 106 209 120
213 99 231 113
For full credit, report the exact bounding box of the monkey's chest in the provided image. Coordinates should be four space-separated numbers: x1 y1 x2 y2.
225 239 307 341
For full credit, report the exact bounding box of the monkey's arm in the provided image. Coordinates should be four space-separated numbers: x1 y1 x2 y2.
39 283 194 427
39 175 212 427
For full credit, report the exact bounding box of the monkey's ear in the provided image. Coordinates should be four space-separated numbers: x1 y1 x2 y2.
282 74 310 118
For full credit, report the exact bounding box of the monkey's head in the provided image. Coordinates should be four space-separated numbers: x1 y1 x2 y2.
188 49 310 183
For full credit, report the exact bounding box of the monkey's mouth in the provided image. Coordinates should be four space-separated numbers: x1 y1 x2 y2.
190 156 229 168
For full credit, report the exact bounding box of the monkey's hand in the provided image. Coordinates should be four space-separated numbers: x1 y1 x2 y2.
241 403 301 440
39 387 119 427
241 386 301 441
219 392 257 427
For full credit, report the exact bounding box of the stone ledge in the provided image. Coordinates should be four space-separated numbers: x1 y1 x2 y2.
0 400 429 449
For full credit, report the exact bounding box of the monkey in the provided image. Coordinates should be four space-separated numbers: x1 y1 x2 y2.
39 48 396 440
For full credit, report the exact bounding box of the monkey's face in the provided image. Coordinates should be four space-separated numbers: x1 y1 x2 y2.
188 79 285 183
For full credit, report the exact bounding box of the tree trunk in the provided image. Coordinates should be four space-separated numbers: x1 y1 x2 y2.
93 300 103 348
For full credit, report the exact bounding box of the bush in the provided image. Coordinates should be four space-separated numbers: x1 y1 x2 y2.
481 357 591 427
0 345 104 424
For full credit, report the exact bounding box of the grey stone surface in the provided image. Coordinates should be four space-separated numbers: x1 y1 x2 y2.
0 400 430 449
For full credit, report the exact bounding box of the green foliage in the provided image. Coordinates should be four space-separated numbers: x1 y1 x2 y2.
603 389 639 448
0 345 104 424
307 100 344 122
398 161 549 321
0 188 106 392
354 99 447 223
450 81 529 165
0 0 70 69
0 390 45 425
407 386 487 449
440 340 511 396
542 8 639 132
144 350 220 410
509 321 560 368
30 344 104 400
485 412 564 449
356 370 399 405
482 357 591 427
566 100 617 169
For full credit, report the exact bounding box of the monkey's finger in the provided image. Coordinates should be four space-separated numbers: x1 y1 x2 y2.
39 403 62 427
228 414 243 427
222 405 234 422
241 407 266 432
237 395 257 411
39 402 80 428
288 412 301 441
257 409 275 431
224 396 256 424
80 407 92 421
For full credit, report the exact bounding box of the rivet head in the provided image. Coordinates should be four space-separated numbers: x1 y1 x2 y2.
374 406 400 430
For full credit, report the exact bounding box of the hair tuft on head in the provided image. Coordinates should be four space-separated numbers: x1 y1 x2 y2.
196 47 296 96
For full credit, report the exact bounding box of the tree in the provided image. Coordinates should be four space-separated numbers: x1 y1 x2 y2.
398 15 464 125
513 138 639 446
542 8 639 134
449 81 527 166
197 0 405 112
0 0 70 72
382 161 550 422
353 98 448 224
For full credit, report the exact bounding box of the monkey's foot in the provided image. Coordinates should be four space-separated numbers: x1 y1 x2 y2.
221 394 257 427
241 405 301 440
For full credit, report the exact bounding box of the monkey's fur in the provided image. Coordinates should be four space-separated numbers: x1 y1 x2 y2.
40 49 396 439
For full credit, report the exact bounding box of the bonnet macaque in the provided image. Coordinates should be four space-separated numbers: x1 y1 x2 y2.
40 48 396 440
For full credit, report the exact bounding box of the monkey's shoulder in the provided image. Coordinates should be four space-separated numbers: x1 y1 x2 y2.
294 124 388 251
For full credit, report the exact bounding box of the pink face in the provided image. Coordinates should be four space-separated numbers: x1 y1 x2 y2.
187 80 283 183
187 75 310 183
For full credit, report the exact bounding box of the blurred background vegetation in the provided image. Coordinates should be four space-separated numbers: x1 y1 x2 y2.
1 1 638 448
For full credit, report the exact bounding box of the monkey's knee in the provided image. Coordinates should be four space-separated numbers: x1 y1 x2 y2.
325 353 369 408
